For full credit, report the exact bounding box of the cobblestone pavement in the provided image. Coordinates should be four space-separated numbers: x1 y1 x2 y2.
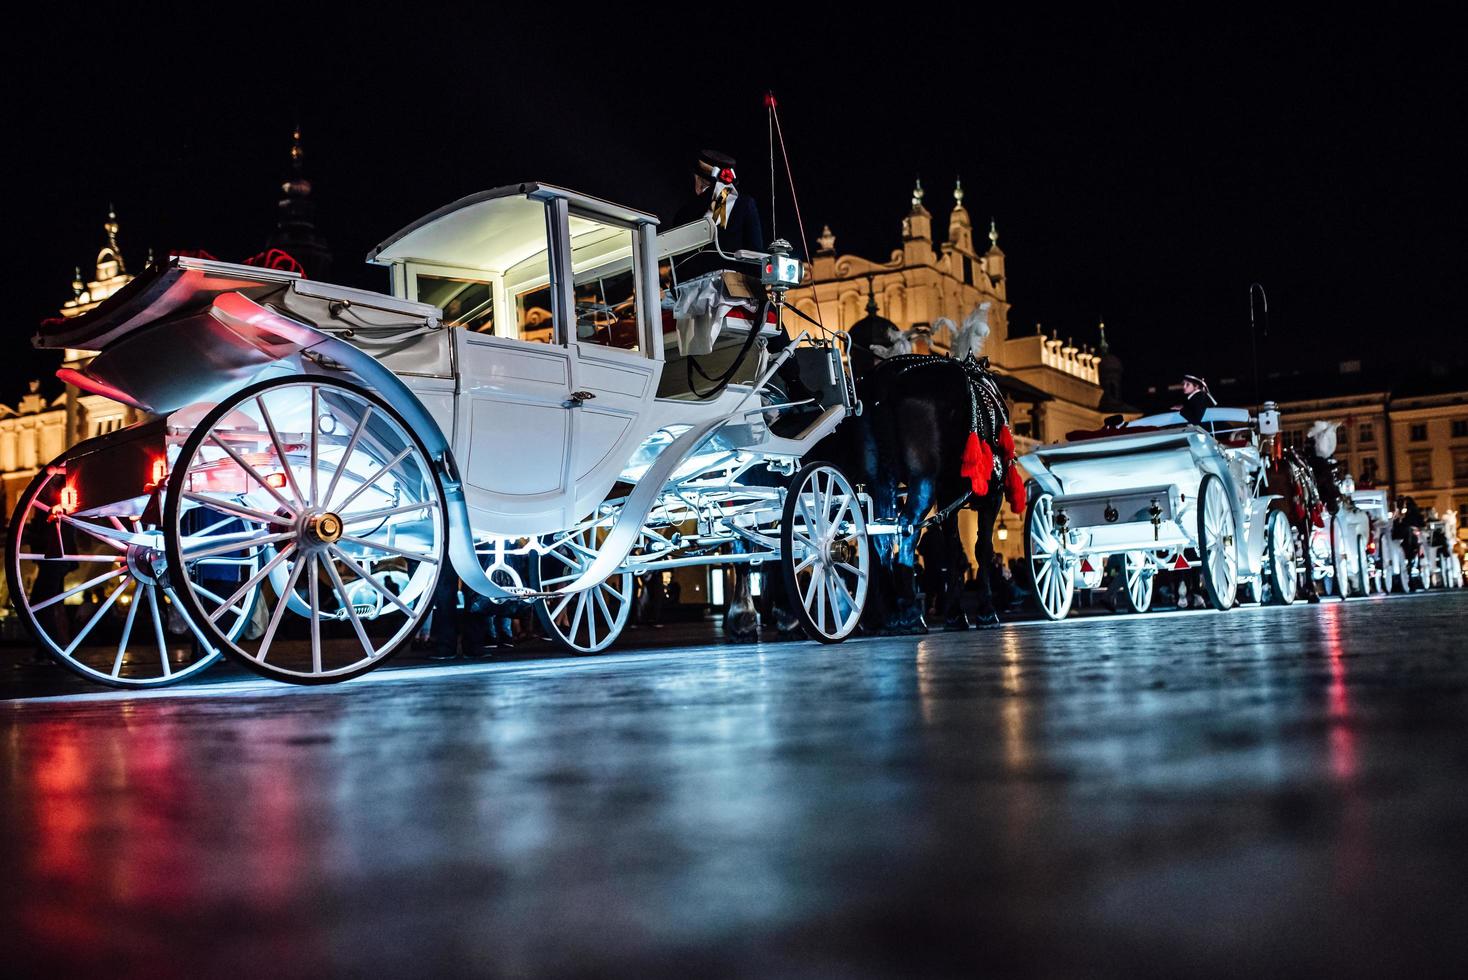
4 592 1468 977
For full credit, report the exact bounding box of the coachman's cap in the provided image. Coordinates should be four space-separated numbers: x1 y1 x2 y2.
1182 374 1208 390
696 149 737 183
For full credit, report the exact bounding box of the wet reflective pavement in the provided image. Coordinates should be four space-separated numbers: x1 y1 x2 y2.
4 593 1468 977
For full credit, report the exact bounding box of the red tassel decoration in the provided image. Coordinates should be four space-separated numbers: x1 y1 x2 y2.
1005 464 1027 515
998 424 1015 461
960 431 993 496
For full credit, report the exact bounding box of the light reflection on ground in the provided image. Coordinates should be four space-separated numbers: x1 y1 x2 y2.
3 591 1468 975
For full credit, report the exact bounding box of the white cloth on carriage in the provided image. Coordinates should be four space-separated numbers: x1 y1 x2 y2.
670 271 758 356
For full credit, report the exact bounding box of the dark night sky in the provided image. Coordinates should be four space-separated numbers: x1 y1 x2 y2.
9 8 1464 407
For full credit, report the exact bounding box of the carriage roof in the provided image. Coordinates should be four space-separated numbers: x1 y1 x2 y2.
367 182 658 273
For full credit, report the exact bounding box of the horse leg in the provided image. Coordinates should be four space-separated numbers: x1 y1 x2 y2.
892 477 936 634
1296 515 1320 603
723 556 761 643
969 491 1002 627
866 472 904 633
939 504 971 631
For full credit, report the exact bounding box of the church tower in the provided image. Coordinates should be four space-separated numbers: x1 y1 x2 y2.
946 178 973 253
265 125 332 278
983 218 1007 301
902 178 931 243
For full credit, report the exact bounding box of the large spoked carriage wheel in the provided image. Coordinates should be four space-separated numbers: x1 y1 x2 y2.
1026 491 1074 620
6 466 258 687
1120 552 1154 613
529 515 635 655
1196 474 1238 611
1263 508 1298 605
164 377 445 684
779 461 869 643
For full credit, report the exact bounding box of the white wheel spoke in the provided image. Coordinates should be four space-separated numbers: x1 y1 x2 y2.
208 433 298 515
204 544 292 624
593 586 616 631
18 553 120 564
257 555 307 663
586 591 599 648
569 590 588 640
549 590 576 620
55 515 131 551
182 492 281 527
337 534 440 565
309 554 323 674
183 530 295 561
256 394 306 508
323 408 371 510
145 585 171 678
330 546 417 618
164 585 222 657
309 385 320 507
112 581 142 677
335 448 414 513
32 567 127 612
323 556 377 658
58 576 129 658
341 500 438 525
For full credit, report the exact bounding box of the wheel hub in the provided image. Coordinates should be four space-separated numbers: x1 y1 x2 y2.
125 544 164 585
306 511 344 545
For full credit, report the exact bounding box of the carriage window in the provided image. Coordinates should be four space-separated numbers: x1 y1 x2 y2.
570 224 640 352
504 245 556 344
415 274 494 333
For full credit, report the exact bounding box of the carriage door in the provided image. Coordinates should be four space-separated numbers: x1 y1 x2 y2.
447 197 582 530
559 206 662 505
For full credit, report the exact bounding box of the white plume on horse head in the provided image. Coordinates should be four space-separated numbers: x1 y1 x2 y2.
952 302 992 360
869 324 913 360
1306 419 1341 458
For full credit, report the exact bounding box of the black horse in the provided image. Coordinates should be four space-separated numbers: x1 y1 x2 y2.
818 352 1024 632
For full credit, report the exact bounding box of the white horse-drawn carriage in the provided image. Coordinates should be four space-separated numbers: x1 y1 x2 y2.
7 183 879 687
1305 474 1372 599
1350 488 1397 593
1017 406 1297 617
1423 512 1464 590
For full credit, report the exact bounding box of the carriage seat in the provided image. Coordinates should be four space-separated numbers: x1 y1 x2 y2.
656 306 780 401
1065 424 1161 442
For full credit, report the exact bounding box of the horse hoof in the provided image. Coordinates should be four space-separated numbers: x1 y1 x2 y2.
973 610 1001 628
1306 592 1321 604
944 613 972 631
881 618 928 636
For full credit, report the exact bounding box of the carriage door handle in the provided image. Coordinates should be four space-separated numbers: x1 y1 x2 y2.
565 390 596 407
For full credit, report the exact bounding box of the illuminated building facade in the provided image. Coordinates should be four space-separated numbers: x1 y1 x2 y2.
785 179 1126 560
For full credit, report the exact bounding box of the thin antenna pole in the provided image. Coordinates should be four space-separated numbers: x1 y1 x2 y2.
1248 282 1268 407
766 91 777 244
